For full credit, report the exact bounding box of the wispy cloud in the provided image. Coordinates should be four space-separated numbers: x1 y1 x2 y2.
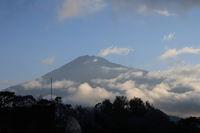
40 56 55 65
159 47 200 60
111 0 200 16
98 45 133 56
22 78 77 90
58 0 107 21
137 5 175 16
57 0 200 21
0 80 17 86
153 10 175 17
163 32 175 41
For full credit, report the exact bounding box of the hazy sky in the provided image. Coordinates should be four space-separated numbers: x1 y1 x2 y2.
1 0 200 91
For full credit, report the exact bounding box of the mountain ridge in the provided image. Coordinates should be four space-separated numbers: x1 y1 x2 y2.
41 55 141 82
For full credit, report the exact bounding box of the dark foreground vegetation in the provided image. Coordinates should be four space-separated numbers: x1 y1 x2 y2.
0 91 200 133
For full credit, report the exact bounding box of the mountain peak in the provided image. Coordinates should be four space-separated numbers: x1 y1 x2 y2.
72 55 107 64
65 55 124 68
41 55 127 82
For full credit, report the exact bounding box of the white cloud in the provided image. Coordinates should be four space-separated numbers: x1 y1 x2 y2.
52 80 77 89
66 83 119 106
22 78 43 90
98 45 133 56
101 66 128 73
58 0 107 20
40 56 55 65
89 64 200 117
22 78 77 90
159 47 200 60
154 10 175 17
93 58 98 62
163 32 175 41
138 5 175 16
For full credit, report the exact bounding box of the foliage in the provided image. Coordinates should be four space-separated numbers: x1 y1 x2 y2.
1 91 200 133
0 91 15 108
174 117 200 133
93 96 172 133
12 95 36 107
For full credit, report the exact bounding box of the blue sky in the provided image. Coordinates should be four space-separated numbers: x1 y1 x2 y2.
1 0 200 91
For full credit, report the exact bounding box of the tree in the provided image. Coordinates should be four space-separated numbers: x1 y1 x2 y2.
0 91 15 108
129 97 155 117
113 96 129 116
95 99 113 116
12 95 36 107
54 96 62 103
174 117 200 133
129 97 144 117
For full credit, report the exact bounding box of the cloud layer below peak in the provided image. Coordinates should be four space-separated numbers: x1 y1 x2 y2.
12 63 200 117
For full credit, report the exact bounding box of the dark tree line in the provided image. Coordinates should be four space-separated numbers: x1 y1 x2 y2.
0 91 200 133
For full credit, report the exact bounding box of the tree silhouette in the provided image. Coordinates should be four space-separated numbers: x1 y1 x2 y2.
174 117 200 133
92 96 173 133
0 91 15 108
129 97 154 117
113 96 129 115
12 95 36 107
2 92 199 133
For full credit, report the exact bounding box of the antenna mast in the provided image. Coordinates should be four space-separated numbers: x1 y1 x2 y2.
51 77 52 100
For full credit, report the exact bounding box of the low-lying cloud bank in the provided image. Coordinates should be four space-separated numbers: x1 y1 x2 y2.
19 63 200 118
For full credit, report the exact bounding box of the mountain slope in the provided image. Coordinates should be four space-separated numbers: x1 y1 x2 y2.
41 55 130 82
4 55 155 100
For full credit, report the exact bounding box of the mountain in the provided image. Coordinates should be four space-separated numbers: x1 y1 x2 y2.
3 55 200 117
4 55 163 106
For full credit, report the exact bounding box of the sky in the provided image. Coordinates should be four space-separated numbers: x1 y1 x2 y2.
1 0 200 97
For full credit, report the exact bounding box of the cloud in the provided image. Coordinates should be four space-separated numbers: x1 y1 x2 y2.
110 0 200 16
51 80 77 89
163 32 175 41
22 78 43 90
59 0 200 20
66 82 119 106
101 66 128 73
0 80 17 86
14 63 200 117
159 47 200 60
137 5 175 16
40 56 55 65
58 0 107 20
153 10 175 17
22 78 77 90
90 64 200 117
98 45 133 56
